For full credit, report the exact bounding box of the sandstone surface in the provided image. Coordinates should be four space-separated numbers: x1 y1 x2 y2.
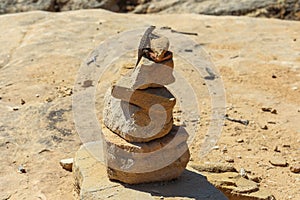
0 9 299 200
73 142 227 199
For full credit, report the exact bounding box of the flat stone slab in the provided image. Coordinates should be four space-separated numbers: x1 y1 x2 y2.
73 142 228 200
111 86 176 111
191 163 276 200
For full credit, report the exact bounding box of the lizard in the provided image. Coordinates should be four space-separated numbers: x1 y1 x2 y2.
135 25 173 68
135 25 156 68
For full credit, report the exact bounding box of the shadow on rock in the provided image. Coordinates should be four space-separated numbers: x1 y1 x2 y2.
123 169 228 200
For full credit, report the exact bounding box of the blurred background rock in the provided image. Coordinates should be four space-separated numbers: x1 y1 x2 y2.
0 0 299 20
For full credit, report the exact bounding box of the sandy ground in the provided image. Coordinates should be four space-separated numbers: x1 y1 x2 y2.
0 10 299 200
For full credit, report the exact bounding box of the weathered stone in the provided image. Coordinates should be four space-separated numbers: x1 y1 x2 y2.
0 0 119 14
133 0 300 21
116 59 175 90
190 162 237 173
73 142 154 199
103 89 173 142
247 174 262 183
102 125 190 184
269 156 288 167
111 86 176 111
290 165 300 173
57 0 119 12
107 150 190 184
201 171 275 200
60 158 74 172
73 142 227 199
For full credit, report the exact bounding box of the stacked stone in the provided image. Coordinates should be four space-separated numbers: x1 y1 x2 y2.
102 33 190 184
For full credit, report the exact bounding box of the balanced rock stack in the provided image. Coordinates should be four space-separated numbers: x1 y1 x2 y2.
102 30 190 184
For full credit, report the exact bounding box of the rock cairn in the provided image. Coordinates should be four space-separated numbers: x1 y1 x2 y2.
102 31 190 184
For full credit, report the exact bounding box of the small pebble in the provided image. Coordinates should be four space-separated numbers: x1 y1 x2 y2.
237 139 244 143
222 146 228 153
18 165 26 173
240 168 247 177
60 158 74 172
290 165 300 173
261 107 277 114
261 125 268 130
212 146 219 150
12 107 19 111
270 109 277 114
20 99 25 105
269 157 288 167
282 144 291 148
260 146 268 151
45 97 53 102
248 174 262 183
274 146 280 152
35 94 40 98
225 157 234 163
262 107 272 112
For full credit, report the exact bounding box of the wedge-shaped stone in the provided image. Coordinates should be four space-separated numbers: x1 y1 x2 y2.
116 58 175 90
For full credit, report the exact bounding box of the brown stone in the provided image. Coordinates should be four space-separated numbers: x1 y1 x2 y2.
59 158 73 172
190 162 237 173
201 171 275 200
102 125 190 184
290 165 300 173
73 142 154 199
73 143 227 199
269 156 288 167
116 57 174 90
111 86 176 111
107 150 190 184
103 90 173 142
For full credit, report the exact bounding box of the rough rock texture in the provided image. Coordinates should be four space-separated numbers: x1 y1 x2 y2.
0 0 119 13
133 0 300 20
100 27 190 184
60 158 74 172
1 0 299 21
191 163 276 200
0 9 299 200
102 125 190 184
102 32 176 143
73 142 228 199
116 59 175 90
111 86 176 111
107 150 190 184
103 91 174 142
203 172 276 200
134 0 277 14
